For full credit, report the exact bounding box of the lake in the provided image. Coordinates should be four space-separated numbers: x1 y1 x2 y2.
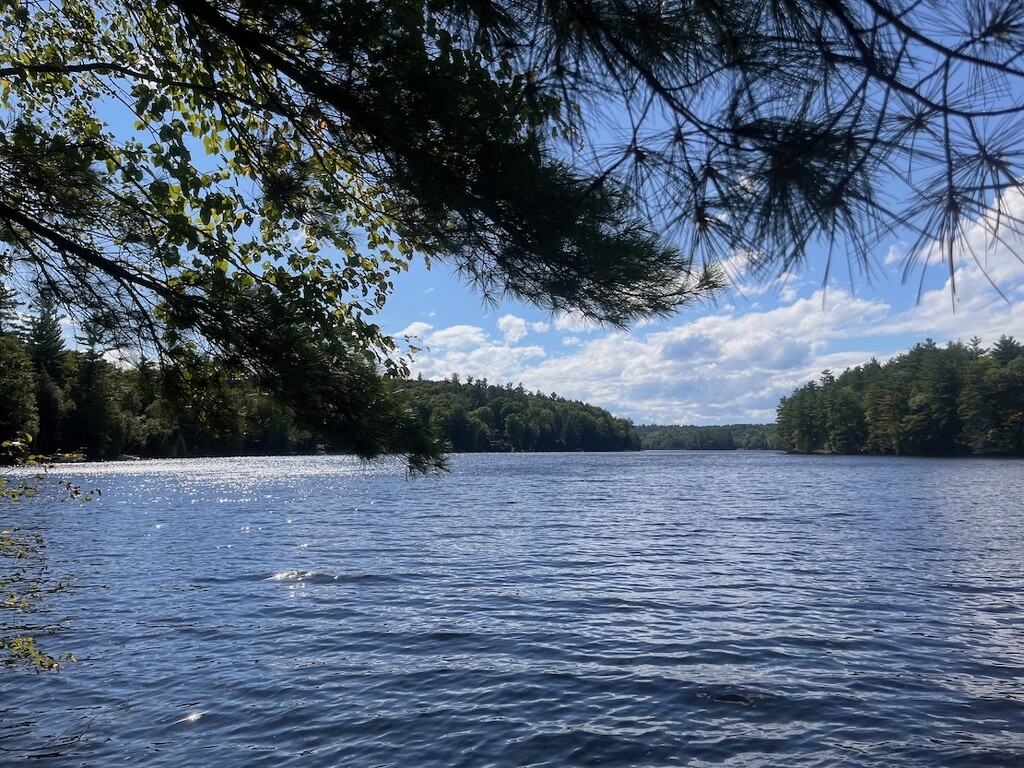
2 451 1023 766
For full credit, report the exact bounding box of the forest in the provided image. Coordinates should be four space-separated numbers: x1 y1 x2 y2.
402 377 641 453
775 337 1024 456
0 293 313 460
634 424 778 451
0 292 641 459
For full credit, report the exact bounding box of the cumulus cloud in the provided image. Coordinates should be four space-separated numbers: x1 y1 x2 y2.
424 324 488 349
399 319 548 383
410 342 546 384
396 321 433 340
508 288 895 424
497 314 529 344
884 243 905 266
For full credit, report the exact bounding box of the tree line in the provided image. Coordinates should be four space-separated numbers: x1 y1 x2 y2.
0 291 324 461
635 424 778 451
1 292 642 459
776 337 1024 456
402 376 641 453
7 294 1024 462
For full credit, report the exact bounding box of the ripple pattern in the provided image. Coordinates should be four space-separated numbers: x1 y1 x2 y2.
2 452 1023 766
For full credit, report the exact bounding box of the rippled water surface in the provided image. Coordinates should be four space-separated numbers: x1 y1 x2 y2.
3 452 1023 766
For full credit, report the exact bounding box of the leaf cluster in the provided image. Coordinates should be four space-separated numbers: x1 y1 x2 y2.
1 438 79 672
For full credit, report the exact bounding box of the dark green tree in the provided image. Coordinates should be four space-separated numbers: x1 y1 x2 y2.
0 335 38 442
986 359 1024 454
958 356 1001 453
63 351 129 460
25 291 66 381
0 284 19 335
824 386 866 454
401 377 640 453
780 337 1024 457
636 424 776 450
18 292 73 452
776 380 826 453
990 336 1024 366
894 341 963 455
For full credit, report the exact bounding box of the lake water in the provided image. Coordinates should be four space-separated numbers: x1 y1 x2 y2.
2 451 1023 766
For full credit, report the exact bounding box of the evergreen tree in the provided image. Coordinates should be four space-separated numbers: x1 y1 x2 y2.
0 335 38 441
19 292 72 452
824 386 866 454
959 357 1001 454
779 337 1024 457
25 292 66 381
776 381 826 453
0 284 19 335
64 351 129 460
990 336 1024 366
984 357 1024 454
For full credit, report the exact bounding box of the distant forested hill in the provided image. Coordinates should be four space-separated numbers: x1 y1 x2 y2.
634 424 778 450
0 331 641 458
400 376 641 453
0 299 641 458
776 336 1024 455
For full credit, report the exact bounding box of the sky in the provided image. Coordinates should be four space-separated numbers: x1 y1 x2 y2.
36 24 1021 429
377 190 1024 427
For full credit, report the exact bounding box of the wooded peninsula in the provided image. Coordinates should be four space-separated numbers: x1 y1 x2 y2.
776 336 1024 456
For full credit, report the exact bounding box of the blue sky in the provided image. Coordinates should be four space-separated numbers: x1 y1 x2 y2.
62 40 1021 428
378 191 1024 426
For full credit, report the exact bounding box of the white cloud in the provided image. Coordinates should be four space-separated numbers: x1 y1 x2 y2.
884 243 905 266
102 347 137 369
497 314 528 344
506 289 895 424
402 284 912 424
425 324 488 349
395 321 433 339
410 342 546 385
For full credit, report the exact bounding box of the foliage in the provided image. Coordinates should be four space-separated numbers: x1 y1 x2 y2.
401 375 641 453
24 290 67 379
1 325 642 456
1 437 81 671
635 424 778 451
0 336 39 439
0 527 74 671
0 436 42 495
2 0 1023 466
776 337 1024 455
